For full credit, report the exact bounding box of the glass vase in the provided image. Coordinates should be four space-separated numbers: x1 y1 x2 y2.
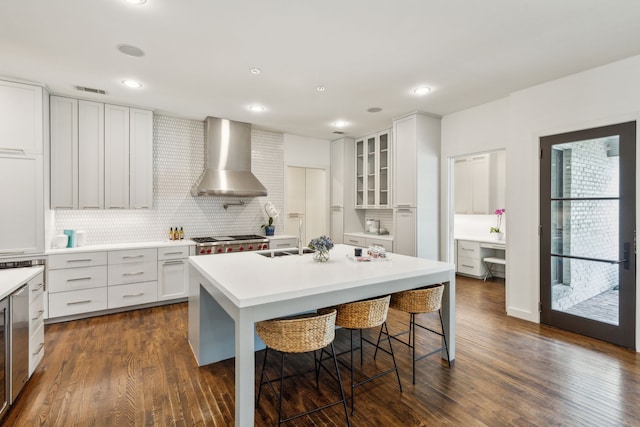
313 250 330 262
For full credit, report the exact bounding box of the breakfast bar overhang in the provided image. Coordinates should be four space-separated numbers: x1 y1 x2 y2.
188 244 456 427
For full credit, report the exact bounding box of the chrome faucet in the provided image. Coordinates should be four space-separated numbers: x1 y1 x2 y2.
298 217 303 255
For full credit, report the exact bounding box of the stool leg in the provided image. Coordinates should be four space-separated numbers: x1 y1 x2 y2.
411 313 417 385
373 324 385 359
278 352 286 427
381 321 403 393
350 329 355 415
330 342 352 427
256 347 269 407
439 310 451 367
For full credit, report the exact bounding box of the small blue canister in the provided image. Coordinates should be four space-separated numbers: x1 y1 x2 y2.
63 229 76 248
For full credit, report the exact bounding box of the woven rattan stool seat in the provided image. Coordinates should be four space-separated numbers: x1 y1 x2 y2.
256 311 336 354
390 284 444 314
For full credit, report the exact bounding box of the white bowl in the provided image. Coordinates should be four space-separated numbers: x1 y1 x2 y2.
54 234 68 249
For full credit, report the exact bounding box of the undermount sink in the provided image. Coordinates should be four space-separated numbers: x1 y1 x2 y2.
258 248 315 258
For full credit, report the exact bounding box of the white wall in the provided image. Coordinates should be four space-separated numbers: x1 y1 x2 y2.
441 54 640 347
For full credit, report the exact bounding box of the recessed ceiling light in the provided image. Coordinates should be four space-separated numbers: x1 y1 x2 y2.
122 79 142 88
117 44 145 57
249 105 265 112
250 68 261 75
316 86 326 92
367 107 382 113
124 0 147 4
332 120 348 128
413 86 431 96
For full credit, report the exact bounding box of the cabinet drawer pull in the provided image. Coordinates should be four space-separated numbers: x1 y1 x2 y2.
162 260 184 266
67 259 92 263
134 206 148 209
0 147 26 154
31 284 44 292
123 292 144 298
461 264 475 268
82 206 100 209
67 277 92 282
276 243 289 248
32 342 45 356
54 206 75 209
163 251 184 255
32 310 45 321
123 271 144 276
14 286 28 296
109 206 125 209
461 248 475 251
123 255 144 259
67 299 92 306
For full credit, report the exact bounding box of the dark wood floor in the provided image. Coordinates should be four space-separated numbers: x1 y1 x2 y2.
4 275 640 426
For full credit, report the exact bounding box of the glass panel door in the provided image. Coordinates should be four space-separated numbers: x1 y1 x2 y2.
540 121 636 348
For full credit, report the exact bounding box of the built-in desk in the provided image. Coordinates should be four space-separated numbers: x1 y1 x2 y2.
455 237 505 279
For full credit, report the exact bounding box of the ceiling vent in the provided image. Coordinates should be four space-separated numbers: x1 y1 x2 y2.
333 131 345 135
74 86 107 95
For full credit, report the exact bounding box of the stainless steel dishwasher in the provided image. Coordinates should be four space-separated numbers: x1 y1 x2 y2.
0 297 8 419
10 284 29 403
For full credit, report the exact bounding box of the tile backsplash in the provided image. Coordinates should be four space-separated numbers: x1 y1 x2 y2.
53 115 284 246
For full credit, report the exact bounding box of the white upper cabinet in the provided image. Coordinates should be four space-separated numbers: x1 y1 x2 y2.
0 154 44 256
51 97 153 210
104 104 130 209
129 108 153 210
392 116 417 207
355 129 391 209
0 80 43 154
50 96 78 209
454 152 505 214
78 100 105 209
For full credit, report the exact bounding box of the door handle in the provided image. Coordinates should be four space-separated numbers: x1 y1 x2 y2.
623 242 630 270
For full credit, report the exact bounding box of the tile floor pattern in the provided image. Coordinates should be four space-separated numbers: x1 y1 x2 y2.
563 289 619 325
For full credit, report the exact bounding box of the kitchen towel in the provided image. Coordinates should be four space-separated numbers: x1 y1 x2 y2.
64 229 76 248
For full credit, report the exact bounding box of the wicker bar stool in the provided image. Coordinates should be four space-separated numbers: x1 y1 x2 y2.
256 310 351 426
318 295 402 415
375 284 450 385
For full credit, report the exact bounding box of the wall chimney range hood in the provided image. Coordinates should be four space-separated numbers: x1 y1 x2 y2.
191 117 267 197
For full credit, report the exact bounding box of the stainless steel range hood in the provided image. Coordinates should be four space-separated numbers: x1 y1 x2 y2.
191 117 267 197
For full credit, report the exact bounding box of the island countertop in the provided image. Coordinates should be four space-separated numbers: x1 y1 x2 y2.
188 244 453 309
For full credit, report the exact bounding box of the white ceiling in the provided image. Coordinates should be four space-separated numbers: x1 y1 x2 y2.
2 0 640 140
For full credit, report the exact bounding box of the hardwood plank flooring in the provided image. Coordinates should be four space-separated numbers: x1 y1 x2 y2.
4 275 640 426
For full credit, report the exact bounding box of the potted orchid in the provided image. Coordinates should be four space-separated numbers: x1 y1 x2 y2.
261 202 279 236
308 235 334 262
490 208 505 240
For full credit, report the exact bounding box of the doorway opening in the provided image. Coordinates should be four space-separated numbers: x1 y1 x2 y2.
451 150 507 284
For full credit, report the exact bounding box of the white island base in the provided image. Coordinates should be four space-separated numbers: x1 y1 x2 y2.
188 244 455 427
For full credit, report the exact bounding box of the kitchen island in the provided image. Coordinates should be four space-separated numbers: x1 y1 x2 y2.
188 244 455 427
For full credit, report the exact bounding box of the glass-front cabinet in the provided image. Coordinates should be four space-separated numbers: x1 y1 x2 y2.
355 129 391 208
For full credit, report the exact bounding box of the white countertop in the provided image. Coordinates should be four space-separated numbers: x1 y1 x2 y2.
344 232 393 241
46 239 195 255
0 266 44 300
189 243 452 309
455 235 506 245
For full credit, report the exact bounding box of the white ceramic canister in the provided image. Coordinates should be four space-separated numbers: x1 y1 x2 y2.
76 231 87 247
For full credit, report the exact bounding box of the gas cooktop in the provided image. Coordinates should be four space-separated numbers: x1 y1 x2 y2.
192 235 267 243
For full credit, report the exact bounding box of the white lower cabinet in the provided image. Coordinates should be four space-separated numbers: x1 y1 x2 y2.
48 244 193 321
157 246 190 301
48 251 108 318
456 240 486 278
343 233 393 252
28 272 45 375
267 236 298 250
343 234 366 247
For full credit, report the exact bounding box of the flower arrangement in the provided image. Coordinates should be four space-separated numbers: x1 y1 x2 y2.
308 235 334 252
308 235 334 261
490 208 505 233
